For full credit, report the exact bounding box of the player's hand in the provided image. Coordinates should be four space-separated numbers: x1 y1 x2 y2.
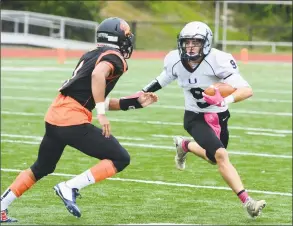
138 92 158 107
97 114 111 138
202 87 225 107
124 91 144 99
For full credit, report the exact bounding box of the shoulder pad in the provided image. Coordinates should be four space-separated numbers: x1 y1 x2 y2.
164 50 180 66
212 48 235 66
97 50 127 74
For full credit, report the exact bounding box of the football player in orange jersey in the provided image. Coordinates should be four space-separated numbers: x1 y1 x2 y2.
1 17 158 222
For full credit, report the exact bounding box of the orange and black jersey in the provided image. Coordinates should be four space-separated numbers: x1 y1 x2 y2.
59 46 128 111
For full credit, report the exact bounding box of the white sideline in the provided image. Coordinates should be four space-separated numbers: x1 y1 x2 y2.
1 111 292 134
1 137 292 159
1 168 291 197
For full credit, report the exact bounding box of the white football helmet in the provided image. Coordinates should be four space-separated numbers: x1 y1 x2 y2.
177 21 213 61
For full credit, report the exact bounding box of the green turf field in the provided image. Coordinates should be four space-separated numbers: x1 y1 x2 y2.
1 58 292 225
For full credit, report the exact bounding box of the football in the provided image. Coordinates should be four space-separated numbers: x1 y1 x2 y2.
204 82 236 97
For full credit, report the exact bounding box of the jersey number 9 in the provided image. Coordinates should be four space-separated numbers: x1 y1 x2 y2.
190 87 210 109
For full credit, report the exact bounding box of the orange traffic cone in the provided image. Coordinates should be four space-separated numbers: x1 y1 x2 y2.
240 48 248 64
57 48 66 64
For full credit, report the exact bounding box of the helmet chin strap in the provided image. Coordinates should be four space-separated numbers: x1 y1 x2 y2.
186 52 202 61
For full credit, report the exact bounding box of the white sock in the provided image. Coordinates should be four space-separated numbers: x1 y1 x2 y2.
65 169 95 190
1 188 17 211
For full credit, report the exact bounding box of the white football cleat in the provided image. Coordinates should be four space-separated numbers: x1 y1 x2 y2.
173 136 189 170
54 182 82 218
244 198 266 218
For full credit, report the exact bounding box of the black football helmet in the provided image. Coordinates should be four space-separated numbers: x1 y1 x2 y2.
96 17 134 59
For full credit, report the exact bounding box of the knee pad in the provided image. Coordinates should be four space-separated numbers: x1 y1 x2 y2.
113 148 130 172
30 161 56 181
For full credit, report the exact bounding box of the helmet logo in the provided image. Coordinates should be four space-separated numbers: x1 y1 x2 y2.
120 21 131 36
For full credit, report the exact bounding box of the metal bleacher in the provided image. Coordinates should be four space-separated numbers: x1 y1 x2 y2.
1 10 99 50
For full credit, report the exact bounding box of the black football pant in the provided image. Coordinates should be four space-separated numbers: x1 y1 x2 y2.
30 122 130 181
184 110 230 163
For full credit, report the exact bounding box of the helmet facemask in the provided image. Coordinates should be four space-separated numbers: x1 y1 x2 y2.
178 36 206 61
119 33 134 59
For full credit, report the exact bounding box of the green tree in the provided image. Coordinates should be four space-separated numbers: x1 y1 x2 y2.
1 0 105 21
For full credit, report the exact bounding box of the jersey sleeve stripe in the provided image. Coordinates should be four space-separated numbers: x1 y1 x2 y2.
223 73 233 79
95 50 127 73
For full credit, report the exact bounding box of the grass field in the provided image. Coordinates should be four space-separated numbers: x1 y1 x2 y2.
1 58 292 225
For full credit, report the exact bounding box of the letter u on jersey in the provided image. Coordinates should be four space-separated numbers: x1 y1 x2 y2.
188 78 197 84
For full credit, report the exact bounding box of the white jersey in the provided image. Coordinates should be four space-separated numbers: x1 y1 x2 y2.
156 48 250 113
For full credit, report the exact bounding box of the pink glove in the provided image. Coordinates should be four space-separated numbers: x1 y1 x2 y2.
202 87 224 107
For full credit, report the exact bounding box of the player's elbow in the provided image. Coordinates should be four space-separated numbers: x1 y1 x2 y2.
242 86 253 99
246 87 253 98
236 86 253 100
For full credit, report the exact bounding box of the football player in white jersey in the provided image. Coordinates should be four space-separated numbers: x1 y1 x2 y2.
140 21 266 218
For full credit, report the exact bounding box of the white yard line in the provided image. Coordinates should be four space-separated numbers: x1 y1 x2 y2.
2 86 292 103
1 111 44 116
246 98 291 103
2 86 58 92
152 134 241 139
145 104 292 116
1 111 292 134
1 96 292 116
244 89 292 94
0 133 144 141
2 81 292 95
1 60 79 64
152 132 286 138
117 224 198 226
1 137 291 159
117 224 199 225
117 224 198 225
245 132 286 137
1 67 73 72
1 168 291 197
